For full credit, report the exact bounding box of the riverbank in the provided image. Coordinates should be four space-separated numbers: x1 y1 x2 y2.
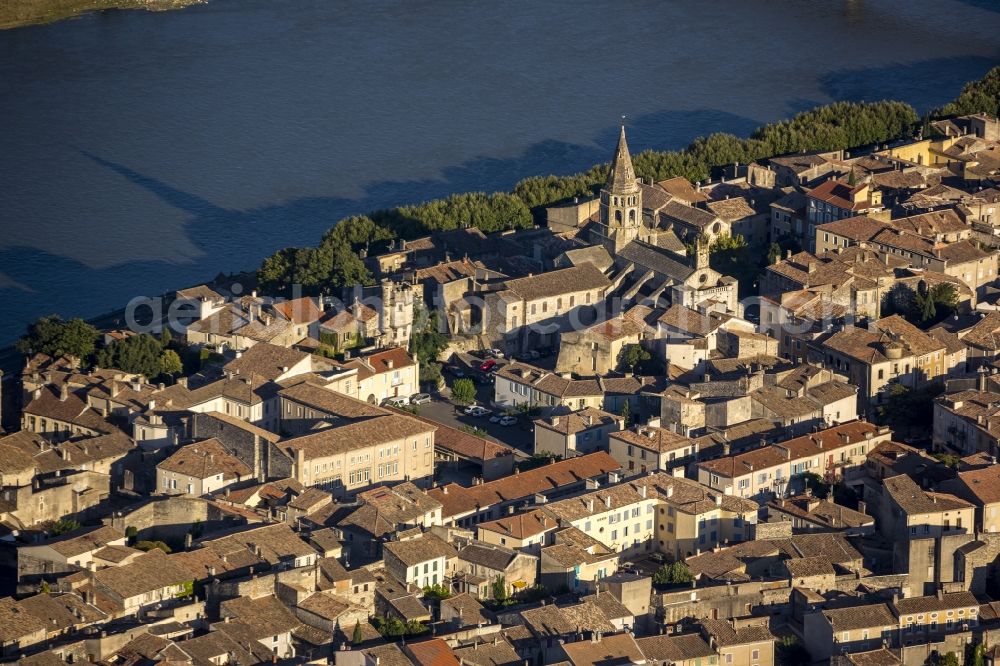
0 0 202 30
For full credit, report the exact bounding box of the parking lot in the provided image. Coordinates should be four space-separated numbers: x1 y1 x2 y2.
414 383 534 456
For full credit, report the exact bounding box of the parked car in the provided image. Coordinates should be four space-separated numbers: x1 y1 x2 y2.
383 396 410 408
473 372 494 386
479 359 497 372
649 552 666 563
466 406 491 418
445 365 465 378
489 412 504 423
488 348 505 359
410 393 431 405
499 415 517 426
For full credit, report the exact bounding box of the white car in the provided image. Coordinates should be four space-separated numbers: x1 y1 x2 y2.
499 415 517 426
383 396 410 408
489 413 504 423
488 348 505 359
410 393 431 405
466 406 491 417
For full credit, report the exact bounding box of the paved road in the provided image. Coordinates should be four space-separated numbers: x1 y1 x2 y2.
412 379 534 457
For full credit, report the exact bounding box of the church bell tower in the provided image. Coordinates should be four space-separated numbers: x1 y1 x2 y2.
597 125 642 254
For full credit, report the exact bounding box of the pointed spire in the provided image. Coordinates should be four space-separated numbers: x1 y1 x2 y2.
606 124 639 193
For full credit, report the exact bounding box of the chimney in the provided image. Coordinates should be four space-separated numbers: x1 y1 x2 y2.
59 384 68 402
667 485 674 498
603 495 612 509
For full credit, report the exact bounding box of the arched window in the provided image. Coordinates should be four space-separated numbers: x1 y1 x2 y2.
615 210 623 223
629 209 636 223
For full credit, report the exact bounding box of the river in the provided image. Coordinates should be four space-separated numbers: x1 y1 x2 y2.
0 0 998 345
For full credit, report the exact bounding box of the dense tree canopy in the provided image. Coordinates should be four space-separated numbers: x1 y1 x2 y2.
96 333 163 378
16 315 100 361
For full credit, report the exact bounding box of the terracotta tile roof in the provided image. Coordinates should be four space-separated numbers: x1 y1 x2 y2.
415 258 488 284
706 197 757 222
0 597 46 643
816 215 887 241
42 525 125 557
784 556 836 578
384 532 457 566
279 412 434 462
660 199 720 229
195 522 316 565
656 176 709 204
426 452 620 519
278 380 387 418
935 239 992 264
157 438 252 481
92 549 194 601
271 297 323 325
610 425 691 453
956 467 1000 504
891 209 968 236
477 509 558 541
534 407 622 436
872 315 947 358
808 179 872 211
884 473 973 514
637 634 714 662
562 632 645 666
405 638 462 666
501 263 610 302
657 304 718 336
699 619 775 646
894 590 979 615
822 603 897 631
224 342 311 381
452 637 519 665
521 600 616 638
698 421 882 479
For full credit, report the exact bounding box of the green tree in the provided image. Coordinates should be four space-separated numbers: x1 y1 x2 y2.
50 518 81 535
766 242 782 265
451 378 476 405
929 652 960 666
776 636 811 666
40 581 51 595
159 349 183 377
966 642 986 666
708 233 748 253
652 561 693 586
410 304 449 383
134 540 172 553
160 327 173 348
492 575 509 602
620 400 631 427
352 619 363 645
17 316 100 362
622 344 651 374
96 333 163 377
423 584 452 601
876 381 944 431
802 472 831 499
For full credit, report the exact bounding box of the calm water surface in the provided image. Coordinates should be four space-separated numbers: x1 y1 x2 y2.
0 0 999 343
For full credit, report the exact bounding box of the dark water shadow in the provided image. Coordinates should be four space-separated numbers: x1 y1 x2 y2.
818 56 1000 110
